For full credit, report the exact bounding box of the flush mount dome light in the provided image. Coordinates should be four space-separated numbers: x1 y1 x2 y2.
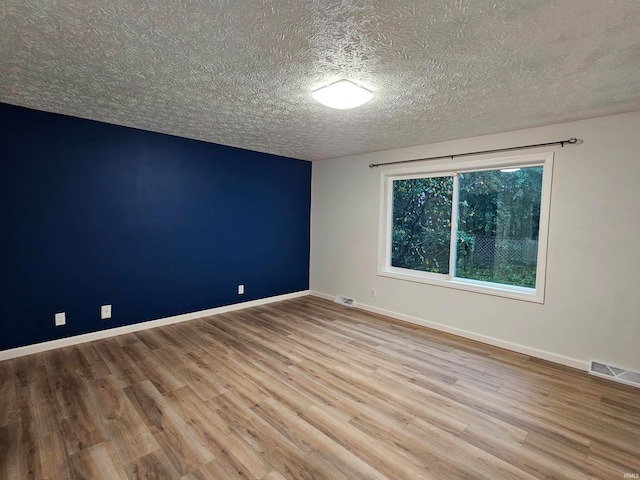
312 80 373 109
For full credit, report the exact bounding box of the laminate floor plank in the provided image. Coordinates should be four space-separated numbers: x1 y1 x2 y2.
520 431 615 479
94 338 147 388
124 343 186 395
212 391 341 480
301 403 439 480
69 441 130 480
460 419 603 479
411 371 595 448
182 321 237 359
255 397 388 480
124 449 181 480
35 430 74 480
88 374 160 466
161 352 230 402
369 368 526 443
452 371 640 456
123 380 215 477
1 296 639 479
0 361 18 427
0 422 24 480
261 471 289 480
55 373 107 455
289 360 414 431
76 343 112 380
405 416 541 480
588 440 640 472
165 385 273 479
134 327 171 352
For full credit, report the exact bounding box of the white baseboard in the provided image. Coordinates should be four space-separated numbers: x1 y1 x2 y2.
0 290 310 361
309 291 588 371
4 289 588 372
311 291 334 301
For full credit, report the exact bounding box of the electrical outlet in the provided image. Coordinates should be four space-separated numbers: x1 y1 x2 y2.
55 312 66 326
238 284 245 295
371 288 376 297
101 304 112 319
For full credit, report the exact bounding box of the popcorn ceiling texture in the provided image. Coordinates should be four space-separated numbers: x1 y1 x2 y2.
1 0 639 160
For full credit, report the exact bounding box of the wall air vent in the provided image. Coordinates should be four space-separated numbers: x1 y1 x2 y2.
334 295 355 308
589 361 640 389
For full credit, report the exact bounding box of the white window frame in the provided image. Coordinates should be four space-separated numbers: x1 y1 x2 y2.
378 152 554 303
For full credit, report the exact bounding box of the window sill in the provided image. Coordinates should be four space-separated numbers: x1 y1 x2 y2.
378 267 544 304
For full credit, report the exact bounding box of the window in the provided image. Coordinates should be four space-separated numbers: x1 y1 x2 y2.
379 152 553 302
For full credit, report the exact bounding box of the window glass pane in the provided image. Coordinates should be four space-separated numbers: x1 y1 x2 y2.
456 166 543 288
391 177 453 274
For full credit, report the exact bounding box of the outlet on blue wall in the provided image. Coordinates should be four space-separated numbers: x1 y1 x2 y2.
0 103 311 351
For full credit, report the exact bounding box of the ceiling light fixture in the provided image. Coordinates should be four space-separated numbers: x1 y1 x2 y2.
500 168 521 173
312 80 373 110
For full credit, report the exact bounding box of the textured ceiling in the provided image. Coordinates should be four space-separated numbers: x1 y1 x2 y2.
1 1 639 161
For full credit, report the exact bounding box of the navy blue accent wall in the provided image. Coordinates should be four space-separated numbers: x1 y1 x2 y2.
0 103 311 351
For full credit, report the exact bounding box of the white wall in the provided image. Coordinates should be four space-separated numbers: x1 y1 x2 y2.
310 111 640 372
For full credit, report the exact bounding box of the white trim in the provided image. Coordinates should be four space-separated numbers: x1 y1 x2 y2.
311 291 334 301
448 173 460 278
378 152 554 304
377 269 541 303
0 290 310 361
309 291 588 371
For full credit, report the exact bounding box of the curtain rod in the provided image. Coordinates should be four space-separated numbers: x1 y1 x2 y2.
368 137 579 168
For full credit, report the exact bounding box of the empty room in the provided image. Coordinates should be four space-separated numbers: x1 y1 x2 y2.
1 1 639 479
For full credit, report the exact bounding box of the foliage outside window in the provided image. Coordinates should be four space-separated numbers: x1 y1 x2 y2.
379 153 553 302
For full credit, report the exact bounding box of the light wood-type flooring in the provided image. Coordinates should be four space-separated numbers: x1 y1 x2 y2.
1 296 639 479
